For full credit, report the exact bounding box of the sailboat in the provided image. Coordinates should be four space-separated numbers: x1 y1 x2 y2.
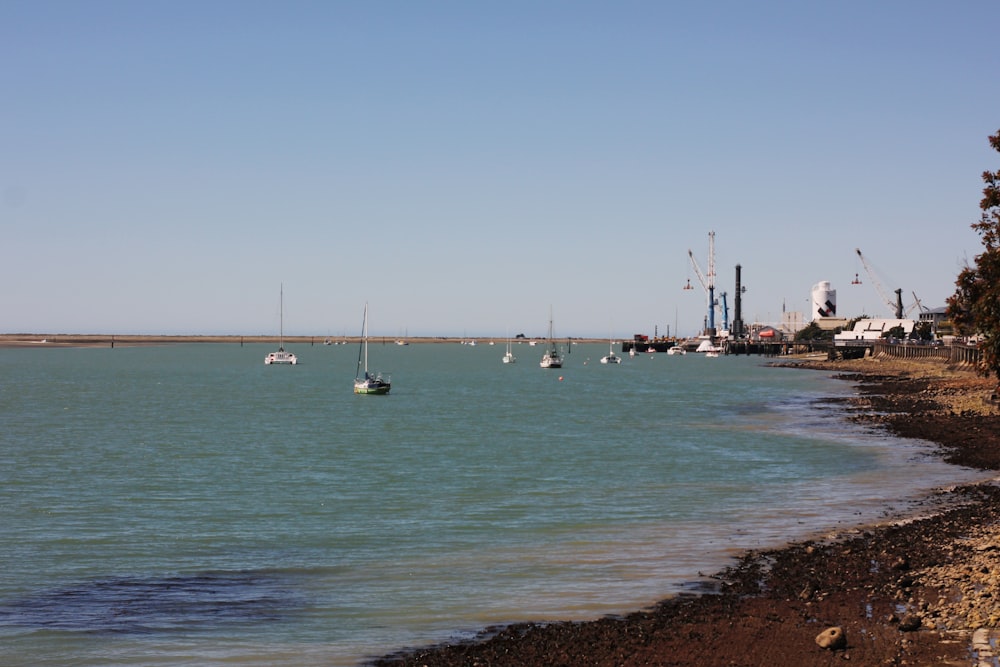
539 307 563 369
264 284 297 365
502 332 516 364
354 303 391 395
600 338 621 364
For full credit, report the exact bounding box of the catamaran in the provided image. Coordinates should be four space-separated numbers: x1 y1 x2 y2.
264 284 297 365
600 338 621 364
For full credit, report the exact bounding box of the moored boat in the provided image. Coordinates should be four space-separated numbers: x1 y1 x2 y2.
264 284 297 365
354 303 390 395
600 338 621 364
539 307 563 369
502 334 516 364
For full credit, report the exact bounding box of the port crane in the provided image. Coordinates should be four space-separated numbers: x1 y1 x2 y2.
910 291 929 315
688 231 721 333
854 248 924 318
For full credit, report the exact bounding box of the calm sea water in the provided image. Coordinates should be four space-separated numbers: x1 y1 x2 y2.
0 342 984 666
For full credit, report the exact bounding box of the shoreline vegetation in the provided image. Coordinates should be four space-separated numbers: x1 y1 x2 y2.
8 335 1000 664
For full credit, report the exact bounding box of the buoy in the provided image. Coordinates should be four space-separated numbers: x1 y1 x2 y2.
558 376 564 381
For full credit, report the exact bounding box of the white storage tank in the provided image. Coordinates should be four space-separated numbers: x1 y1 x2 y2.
812 281 837 318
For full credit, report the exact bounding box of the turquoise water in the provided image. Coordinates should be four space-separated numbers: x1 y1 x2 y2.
0 343 982 666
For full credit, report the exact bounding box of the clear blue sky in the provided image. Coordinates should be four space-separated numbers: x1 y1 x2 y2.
3 1 998 338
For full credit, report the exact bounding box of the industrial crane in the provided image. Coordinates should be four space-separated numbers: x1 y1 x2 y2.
687 232 719 333
854 248 909 318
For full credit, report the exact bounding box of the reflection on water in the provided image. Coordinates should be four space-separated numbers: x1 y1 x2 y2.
0 571 302 633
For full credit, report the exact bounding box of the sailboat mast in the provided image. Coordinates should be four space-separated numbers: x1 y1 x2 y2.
549 305 556 354
279 283 284 350
356 303 367 378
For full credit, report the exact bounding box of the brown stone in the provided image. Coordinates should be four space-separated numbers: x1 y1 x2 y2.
816 626 847 650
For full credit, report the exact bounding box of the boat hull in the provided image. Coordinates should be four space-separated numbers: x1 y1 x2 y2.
264 351 297 365
354 379 390 395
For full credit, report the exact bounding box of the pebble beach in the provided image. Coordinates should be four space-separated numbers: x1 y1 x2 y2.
371 354 1000 666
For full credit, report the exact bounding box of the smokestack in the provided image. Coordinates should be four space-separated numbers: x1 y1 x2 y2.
734 264 743 338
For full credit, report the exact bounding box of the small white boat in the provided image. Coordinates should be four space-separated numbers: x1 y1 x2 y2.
502 335 516 364
264 284 297 365
265 349 297 365
695 339 722 355
667 345 686 355
705 351 719 358
600 339 621 364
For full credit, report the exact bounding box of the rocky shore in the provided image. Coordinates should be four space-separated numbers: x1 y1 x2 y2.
372 355 1000 666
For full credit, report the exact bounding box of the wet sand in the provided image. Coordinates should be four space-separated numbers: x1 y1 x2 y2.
371 355 1000 666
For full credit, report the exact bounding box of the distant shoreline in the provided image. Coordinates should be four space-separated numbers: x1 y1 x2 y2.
0 333 611 348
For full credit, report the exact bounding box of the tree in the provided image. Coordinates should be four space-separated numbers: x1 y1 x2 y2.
884 325 906 341
947 129 1000 382
794 321 831 341
914 321 934 341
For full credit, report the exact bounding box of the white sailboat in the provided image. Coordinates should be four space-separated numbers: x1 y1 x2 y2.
264 284 297 365
354 303 391 395
539 307 563 369
502 333 516 364
600 338 621 364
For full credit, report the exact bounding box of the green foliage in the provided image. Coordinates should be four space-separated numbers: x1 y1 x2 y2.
914 321 934 341
794 321 833 341
947 129 1000 380
883 325 903 340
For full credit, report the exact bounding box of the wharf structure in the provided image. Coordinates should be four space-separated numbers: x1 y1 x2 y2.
621 334 681 354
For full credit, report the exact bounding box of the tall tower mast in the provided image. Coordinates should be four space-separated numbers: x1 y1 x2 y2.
687 231 719 335
706 231 716 333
